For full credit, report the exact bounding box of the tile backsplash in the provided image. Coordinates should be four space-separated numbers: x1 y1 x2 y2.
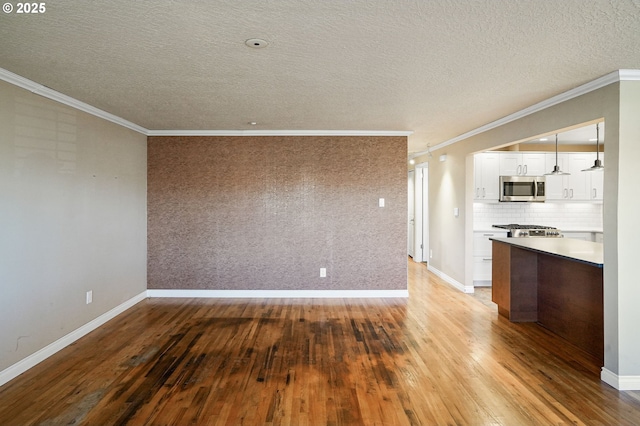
474 202 603 231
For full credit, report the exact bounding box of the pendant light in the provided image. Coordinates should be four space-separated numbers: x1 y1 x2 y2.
582 123 604 172
545 134 570 175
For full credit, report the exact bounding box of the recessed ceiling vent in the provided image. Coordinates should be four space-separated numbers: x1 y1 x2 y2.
245 38 269 48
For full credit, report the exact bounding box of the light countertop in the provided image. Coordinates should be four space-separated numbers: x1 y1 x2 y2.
474 229 509 234
474 227 603 233
474 227 603 234
490 237 603 267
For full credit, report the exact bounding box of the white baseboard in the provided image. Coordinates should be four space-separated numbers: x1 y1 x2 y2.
0 291 147 388
147 289 409 298
601 368 640 390
427 265 474 293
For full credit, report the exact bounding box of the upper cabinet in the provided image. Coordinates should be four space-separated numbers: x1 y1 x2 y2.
474 151 604 203
567 153 595 200
544 153 568 200
589 153 604 200
474 122 605 203
499 153 546 176
474 153 500 201
545 153 603 201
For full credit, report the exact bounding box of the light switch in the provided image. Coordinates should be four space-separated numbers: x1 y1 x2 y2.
379 198 385 207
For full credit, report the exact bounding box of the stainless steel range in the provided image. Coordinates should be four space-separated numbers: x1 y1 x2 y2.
492 224 563 238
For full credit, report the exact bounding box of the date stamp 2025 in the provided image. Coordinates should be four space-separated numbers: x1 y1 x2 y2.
3 2 46 14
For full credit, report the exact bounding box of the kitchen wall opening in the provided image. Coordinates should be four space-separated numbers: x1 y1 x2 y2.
472 120 605 288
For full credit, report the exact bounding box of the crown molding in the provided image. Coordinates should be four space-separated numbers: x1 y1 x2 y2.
147 129 413 137
4 66 637 148
411 69 640 158
619 69 640 81
1 68 413 138
0 67 149 135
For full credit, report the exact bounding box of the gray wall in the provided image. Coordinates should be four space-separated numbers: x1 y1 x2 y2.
147 135 407 291
0 81 147 371
616 81 640 377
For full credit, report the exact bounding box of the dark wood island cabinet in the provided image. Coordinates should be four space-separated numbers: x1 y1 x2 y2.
491 237 604 364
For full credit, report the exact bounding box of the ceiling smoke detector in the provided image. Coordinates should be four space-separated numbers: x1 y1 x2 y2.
245 38 269 49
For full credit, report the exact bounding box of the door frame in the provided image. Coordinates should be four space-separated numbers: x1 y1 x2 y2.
408 170 416 258
412 163 429 263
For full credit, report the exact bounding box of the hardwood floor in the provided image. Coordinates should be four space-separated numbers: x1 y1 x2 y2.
1 260 640 425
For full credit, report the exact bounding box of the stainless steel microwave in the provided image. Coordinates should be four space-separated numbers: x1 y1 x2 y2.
499 175 546 202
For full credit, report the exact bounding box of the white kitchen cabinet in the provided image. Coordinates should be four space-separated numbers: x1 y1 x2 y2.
567 153 594 200
479 151 604 202
523 153 547 176
499 152 546 176
563 231 594 242
544 153 568 200
473 230 508 285
563 231 604 242
499 153 521 176
589 153 604 200
474 153 500 201
545 153 597 201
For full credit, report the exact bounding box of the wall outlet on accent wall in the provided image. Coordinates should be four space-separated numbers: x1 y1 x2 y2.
320 268 327 278
86 290 93 304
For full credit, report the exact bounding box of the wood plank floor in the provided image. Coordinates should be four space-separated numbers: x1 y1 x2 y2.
1 260 640 425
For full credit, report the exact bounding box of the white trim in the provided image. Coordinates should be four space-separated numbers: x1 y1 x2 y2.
0 291 147 388
619 69 640 81
4 66 639 150
601 368 640 390
147 289 408 298
0 67 148 135
146 130 413 137
411 69 640 158
0 68 414 139
427 264 474 293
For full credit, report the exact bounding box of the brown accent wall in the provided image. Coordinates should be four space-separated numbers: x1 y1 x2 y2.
147 136 407 291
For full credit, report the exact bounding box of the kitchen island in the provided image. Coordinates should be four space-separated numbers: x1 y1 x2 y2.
491 237 604 363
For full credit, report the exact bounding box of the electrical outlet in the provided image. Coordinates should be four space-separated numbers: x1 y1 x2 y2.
86 290 92 304
320 268 327 278
429 249 433 259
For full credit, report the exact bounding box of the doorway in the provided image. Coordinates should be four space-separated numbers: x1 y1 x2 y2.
408 170 415 258
408 164 429 263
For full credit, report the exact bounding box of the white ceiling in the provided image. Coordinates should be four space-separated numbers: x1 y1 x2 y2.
1 1 639 154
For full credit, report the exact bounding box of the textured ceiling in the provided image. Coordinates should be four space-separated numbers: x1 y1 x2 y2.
1 0 639 153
